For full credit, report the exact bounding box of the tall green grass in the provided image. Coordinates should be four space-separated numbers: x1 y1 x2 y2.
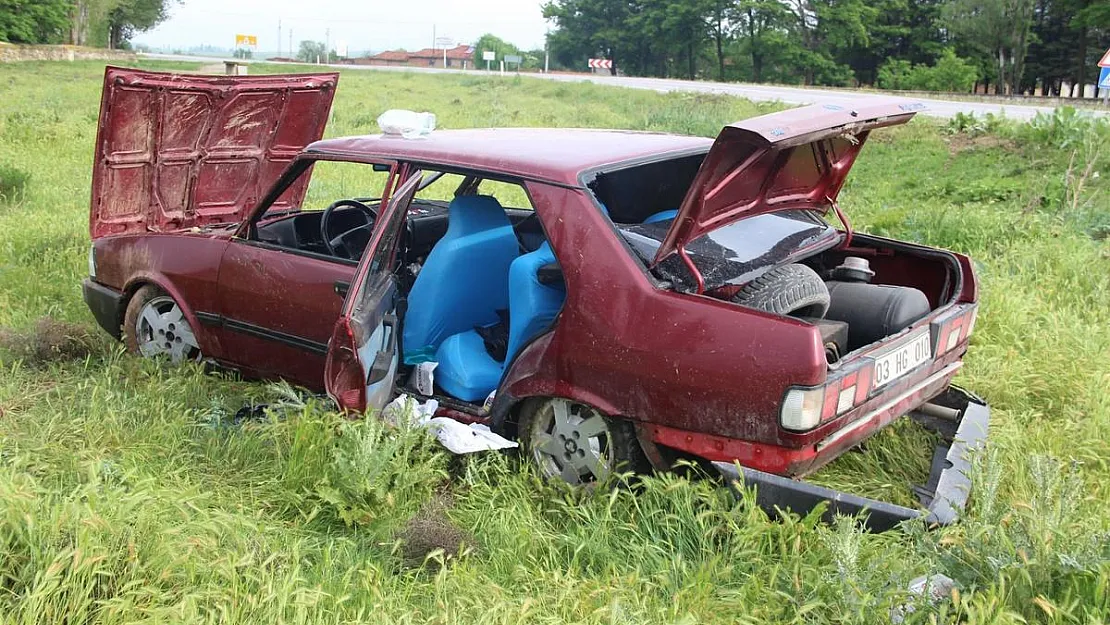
1 61 1108 623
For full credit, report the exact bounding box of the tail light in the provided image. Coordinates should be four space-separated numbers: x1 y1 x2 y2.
781 365 873 432
934 304 978 357
324 318 366 414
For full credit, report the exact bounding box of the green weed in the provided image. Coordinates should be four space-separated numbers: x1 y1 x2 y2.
0 60 1108 623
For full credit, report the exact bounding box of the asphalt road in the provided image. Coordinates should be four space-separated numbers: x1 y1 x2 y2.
142 52 1103 121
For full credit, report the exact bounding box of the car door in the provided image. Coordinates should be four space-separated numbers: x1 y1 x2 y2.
325 170 423 414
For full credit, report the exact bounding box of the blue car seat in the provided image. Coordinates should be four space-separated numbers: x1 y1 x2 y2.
402 195 519 362
435 243 567 402
643 209 678 224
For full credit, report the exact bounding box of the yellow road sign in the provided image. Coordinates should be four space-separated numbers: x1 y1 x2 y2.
235 34 257 48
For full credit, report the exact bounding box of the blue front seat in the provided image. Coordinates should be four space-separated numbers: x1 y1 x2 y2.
402 195 519 363
435 242 567 402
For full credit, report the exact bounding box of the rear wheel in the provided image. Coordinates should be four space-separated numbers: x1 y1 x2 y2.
123 285 201 363
518 397 647 484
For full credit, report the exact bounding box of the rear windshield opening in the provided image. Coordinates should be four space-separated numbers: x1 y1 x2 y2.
587 153 705 224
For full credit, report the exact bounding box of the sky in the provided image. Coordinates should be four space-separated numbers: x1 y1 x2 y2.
132 0 551 55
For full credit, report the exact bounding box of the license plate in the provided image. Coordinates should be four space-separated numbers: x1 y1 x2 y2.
872 330 932 390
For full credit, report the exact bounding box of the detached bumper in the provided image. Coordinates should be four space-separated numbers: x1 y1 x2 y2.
714 386 990 532
82 279 124 340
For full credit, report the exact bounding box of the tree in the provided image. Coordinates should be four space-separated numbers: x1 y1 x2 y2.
0 0 71 43
297 40 327 63
736 0 794 82
943 0 1036 94
106 0 175 49
543 0 633 75
472 33 522 68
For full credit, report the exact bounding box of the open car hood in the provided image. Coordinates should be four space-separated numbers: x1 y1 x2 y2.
651 100 923 265
90 67 337 238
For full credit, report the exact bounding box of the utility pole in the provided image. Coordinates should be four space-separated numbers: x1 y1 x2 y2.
289 29 293 60
325 28 330 64
277 19 281 58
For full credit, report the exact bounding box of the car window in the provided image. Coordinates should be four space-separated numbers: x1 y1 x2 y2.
300 161 393 210
412 172 533 210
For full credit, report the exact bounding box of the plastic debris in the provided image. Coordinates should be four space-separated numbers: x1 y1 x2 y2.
381 393 518 455
377 109 436 139
890 573 957 624
409 361 438 396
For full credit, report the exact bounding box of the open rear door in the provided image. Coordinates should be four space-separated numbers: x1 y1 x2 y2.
90 66 338 238
325 170 423 414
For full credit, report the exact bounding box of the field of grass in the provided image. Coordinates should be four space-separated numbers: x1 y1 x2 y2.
1 60 1109 624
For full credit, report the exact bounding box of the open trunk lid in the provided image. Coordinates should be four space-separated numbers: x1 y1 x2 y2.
651 100 923 265
90 66 338 238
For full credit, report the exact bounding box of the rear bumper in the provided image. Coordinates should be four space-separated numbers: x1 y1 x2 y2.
714 386 990 532
82 278 124 340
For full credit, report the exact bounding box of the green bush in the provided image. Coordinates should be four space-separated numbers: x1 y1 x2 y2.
0 163 29 202
878 50 978 93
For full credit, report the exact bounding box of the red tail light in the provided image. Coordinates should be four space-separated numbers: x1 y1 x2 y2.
324 318 366 414
934 304 978 357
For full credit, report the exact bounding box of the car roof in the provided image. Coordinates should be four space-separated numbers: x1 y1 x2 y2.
305 128 713 186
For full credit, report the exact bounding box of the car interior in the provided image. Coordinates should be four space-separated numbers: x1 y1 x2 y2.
253 156 708 407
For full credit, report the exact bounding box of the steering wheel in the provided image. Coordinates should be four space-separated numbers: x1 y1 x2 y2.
320 199 377 259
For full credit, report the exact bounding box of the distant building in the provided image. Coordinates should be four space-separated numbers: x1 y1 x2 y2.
354 45 474 69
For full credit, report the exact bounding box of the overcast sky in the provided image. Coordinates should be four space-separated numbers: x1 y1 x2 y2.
133 0 550 54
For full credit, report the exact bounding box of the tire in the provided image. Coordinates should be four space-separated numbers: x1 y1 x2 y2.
123 285 201 363
731 263 830 318
517 397 648 484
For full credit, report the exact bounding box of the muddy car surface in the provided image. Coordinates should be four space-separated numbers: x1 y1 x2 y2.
83 68 987 522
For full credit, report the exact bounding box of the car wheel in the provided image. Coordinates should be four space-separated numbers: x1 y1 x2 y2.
123 285 201 363
731 263 831 318
518 397 648 484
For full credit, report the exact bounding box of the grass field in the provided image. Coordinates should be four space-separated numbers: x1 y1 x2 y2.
1 60 1109 624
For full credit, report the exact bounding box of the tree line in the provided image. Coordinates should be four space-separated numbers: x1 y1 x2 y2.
0 0 173 50
543 0 1110 96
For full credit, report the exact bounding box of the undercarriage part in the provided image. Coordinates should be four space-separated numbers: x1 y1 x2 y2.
825 281 931 350
714 386 990 532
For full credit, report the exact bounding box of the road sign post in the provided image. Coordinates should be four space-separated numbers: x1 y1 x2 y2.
587 58 613 73
483 50 495 72
1099 47 1110 104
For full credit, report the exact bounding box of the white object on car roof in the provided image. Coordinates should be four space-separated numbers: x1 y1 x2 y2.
378 109 437 139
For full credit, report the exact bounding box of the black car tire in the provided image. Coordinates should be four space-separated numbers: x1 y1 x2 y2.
731 263 831 318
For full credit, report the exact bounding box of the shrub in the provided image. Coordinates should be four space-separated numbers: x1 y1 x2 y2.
0 163 30 203
878 50 978 93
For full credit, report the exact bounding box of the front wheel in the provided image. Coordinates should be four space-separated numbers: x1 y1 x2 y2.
518 397 648 484
123 285 201 363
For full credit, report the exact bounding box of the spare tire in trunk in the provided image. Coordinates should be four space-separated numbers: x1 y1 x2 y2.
731 263 830 318
825 282 931 350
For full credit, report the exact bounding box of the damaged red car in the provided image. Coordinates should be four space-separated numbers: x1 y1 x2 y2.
84 67 988 530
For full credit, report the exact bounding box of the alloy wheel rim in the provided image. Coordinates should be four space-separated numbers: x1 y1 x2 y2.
136 296 200 363
529 398 613 484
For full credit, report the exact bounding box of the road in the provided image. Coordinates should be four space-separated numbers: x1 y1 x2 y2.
142 53 1101 121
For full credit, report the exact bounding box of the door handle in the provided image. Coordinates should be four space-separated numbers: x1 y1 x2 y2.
366 314 398 385
334 280 350 298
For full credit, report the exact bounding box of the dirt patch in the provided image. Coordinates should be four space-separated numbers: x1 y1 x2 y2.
0 318 99 366
946 133 1016 155
394 494 477 568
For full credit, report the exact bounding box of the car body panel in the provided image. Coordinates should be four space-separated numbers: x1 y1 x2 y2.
91 67 337 238
652 100 921 264
306 128 712 187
